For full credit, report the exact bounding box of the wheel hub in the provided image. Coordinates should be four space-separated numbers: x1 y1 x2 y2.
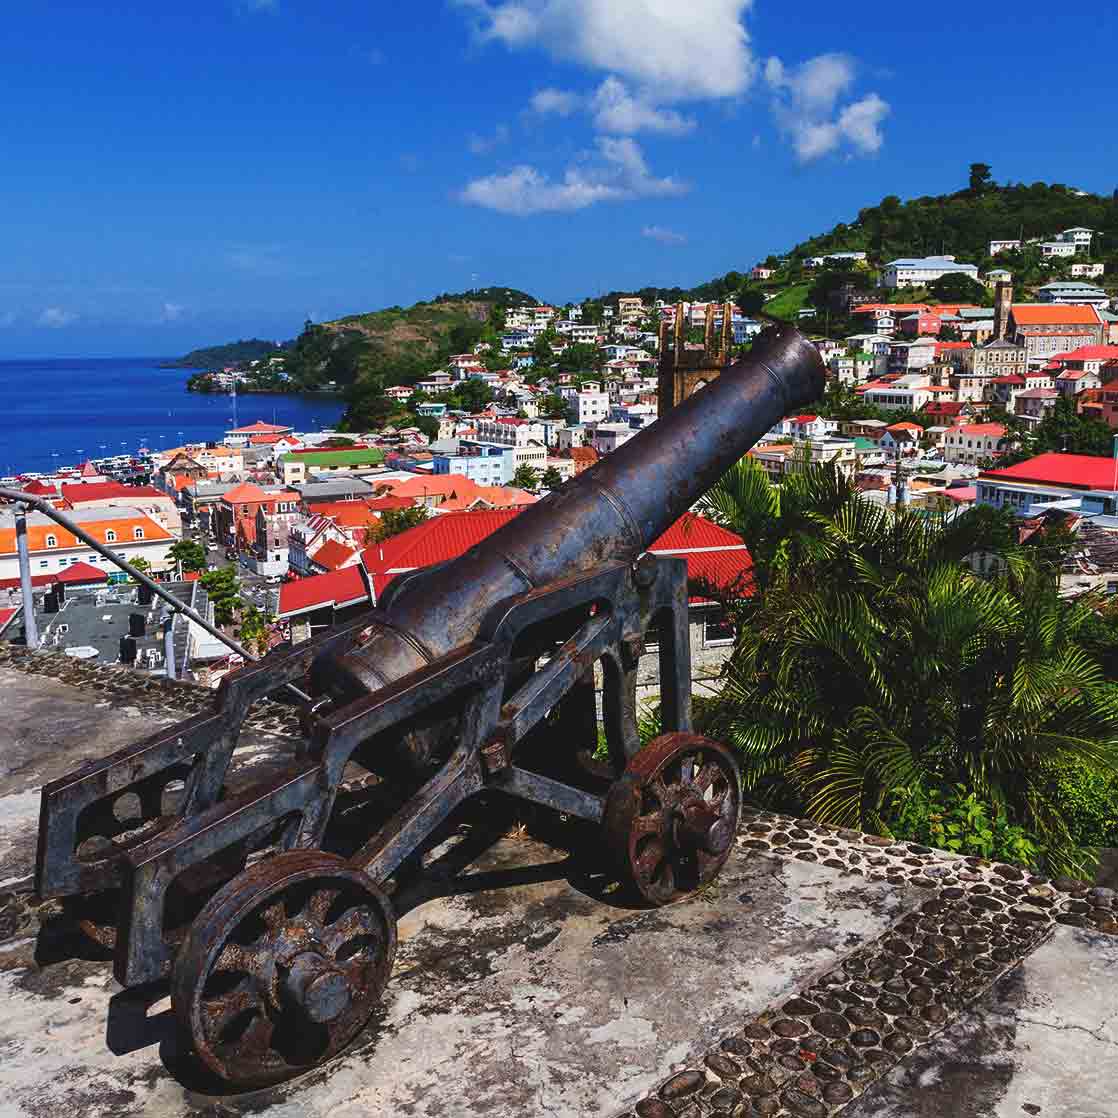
285 952 354 1024
675 794 734 856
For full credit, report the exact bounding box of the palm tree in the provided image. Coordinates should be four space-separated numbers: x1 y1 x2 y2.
695 457 1118 874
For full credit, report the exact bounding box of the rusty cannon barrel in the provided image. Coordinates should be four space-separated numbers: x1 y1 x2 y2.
312 322 824 767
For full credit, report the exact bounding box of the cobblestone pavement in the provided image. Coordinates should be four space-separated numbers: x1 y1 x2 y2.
617 809 1117 1118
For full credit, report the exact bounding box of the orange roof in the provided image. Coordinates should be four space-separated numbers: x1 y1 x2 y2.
1012 305 1100 325
222 482 270 504
311 538 358 571
0 511 171 555
886 422 923 432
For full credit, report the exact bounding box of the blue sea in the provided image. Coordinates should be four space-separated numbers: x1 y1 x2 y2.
0 357 346 477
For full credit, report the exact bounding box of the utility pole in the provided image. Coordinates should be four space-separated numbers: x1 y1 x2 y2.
163 612 176 680
14 503 38 649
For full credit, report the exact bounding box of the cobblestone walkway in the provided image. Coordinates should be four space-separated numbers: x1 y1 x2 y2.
618 808 1117 1118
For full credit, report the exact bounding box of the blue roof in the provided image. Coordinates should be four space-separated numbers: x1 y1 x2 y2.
886 258 978 271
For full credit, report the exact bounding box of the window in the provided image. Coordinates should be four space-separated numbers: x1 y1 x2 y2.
134 528 144 540
105 529 116 542
703 611 736 647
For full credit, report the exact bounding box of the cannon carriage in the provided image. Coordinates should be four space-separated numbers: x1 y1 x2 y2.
33 324 824 1088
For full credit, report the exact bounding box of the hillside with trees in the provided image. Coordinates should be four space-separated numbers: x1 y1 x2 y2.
279 289 536 430
163 338 286 368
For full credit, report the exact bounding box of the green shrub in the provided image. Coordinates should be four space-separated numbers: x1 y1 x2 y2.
1045 763 1118 849
887 783 1043 869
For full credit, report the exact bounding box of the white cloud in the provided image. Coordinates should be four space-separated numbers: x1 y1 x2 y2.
459 136 687 216
642 225 687 245
766 53 889 162
459 0 756 101
160 302 187 323
38 307 77 328
591 77 695 136
530 87 582 116
837 94 889 155
468 124 510 154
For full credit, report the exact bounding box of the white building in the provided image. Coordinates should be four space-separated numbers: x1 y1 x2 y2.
571 385 609 425
862 374 937 412
1058 227 1094 249
591 423 636 455
1071 262 1105 279
881 256 980 289
942 423 1007 465
471 416 546 446
1035 281 1110 308
989 240 1022 256
1039 241 1077 259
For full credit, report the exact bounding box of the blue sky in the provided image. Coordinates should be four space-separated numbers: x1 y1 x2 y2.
3 1 1116 357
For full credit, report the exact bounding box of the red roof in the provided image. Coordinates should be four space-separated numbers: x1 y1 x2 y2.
227 420 294 434
791 414 819 423
922 402 966 416
934 341 972 352
61 482 165 503
0 607 18 630
79 460 100 478
311 539 358 571
0 560 108 592
959 423 1007 437
19 479 60 496
942 487 977 503
277 566 369 618
981 453 1118 492
361 510 753 604
1051 345 1118 364
991 375 1026 385
1012 305 1100 326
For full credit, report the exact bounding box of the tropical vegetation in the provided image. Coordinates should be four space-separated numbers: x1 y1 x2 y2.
694 456 1118 876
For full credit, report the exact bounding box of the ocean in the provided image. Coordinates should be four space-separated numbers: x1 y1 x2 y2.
0 357 346 477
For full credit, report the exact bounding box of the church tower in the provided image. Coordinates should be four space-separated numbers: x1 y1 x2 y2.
656 301 736 417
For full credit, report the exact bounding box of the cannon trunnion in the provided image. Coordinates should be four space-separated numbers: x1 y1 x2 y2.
33 324 825 1088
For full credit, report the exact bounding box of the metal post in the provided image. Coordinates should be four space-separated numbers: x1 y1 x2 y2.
163 613 176 680
14 502 38 649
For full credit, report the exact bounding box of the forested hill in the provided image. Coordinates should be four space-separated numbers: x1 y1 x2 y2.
281 288 536 411
162 338 285 368
774 171 1118 273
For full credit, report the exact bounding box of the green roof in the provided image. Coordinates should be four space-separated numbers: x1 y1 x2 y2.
853 437 878 451
283 449 385 467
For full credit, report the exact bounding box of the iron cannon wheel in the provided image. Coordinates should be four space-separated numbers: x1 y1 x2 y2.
604 733 741 906
172 850 396 1089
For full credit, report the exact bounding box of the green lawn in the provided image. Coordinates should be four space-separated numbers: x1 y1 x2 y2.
763 283 812 322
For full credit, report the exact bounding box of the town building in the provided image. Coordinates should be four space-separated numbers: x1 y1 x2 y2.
222 420 295 449
213 482 300 551
988 240 1022 256
280 448 386 486
880 256 979 289
58 482 182 534
1035 281 1110 309
977 453 1118 516
1070 262 1105 279
1007 304 1105 363
0 506 175 581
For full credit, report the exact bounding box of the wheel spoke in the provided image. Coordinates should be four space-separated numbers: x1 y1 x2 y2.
260 900 286 931
324 906 379 953
692 762 720 794
633 840 665 883
201 980 258 1040
233 1011 275 1059
307 886 341 922
213 942 253 973
631 812 664 837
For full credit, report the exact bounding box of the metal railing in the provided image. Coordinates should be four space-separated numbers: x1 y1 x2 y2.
0 487 309 701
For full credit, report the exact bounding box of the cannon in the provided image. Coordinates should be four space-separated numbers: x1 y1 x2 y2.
34 324 824 1088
